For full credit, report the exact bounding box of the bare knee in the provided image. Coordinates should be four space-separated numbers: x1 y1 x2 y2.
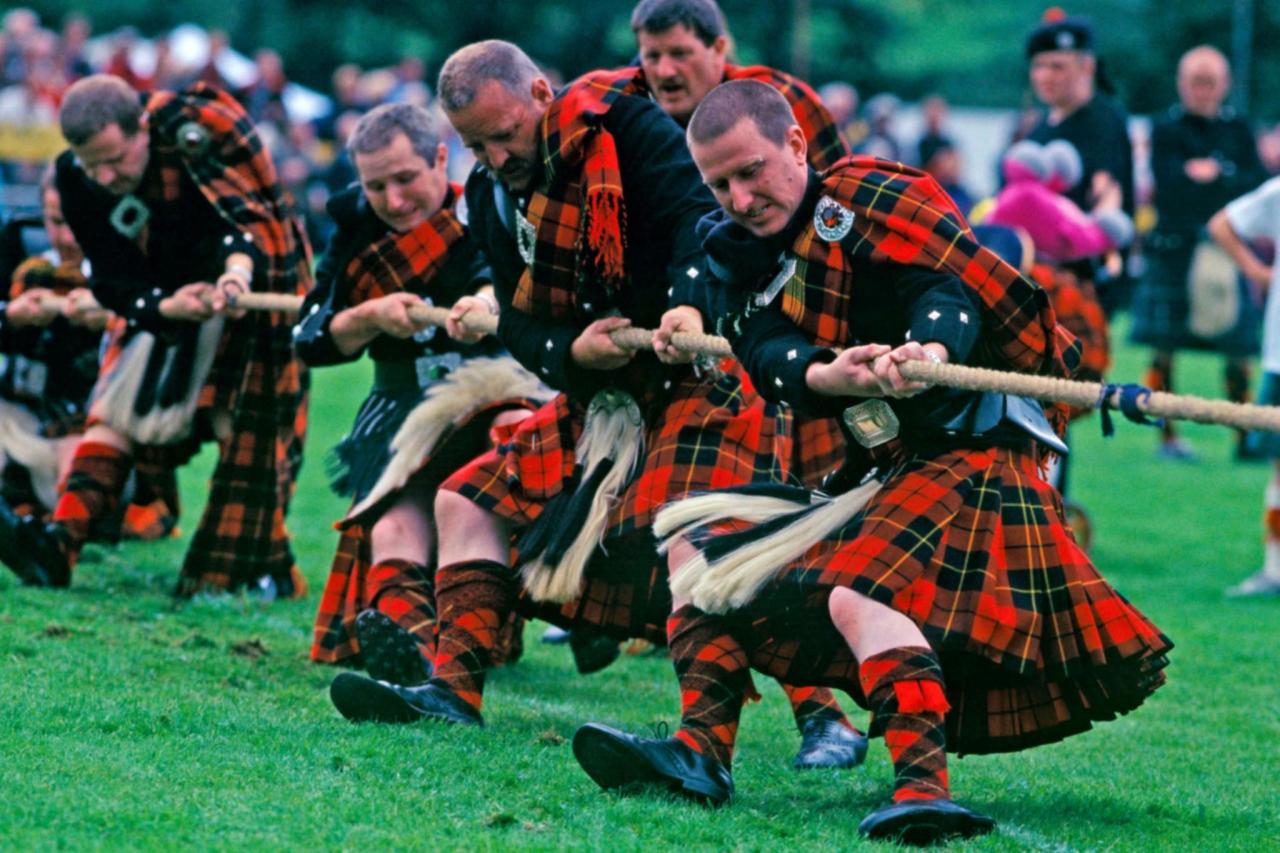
83 424 132 454
370 503 432 563
827 587 928 662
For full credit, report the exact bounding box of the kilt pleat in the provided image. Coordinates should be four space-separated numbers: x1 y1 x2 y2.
439 368 791 636
717 445 1171 755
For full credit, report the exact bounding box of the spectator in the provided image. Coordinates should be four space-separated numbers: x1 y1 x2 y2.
1130 45 1266 461
855 92 900 161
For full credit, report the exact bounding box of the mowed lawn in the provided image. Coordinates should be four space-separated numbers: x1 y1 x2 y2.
2 322 1278 851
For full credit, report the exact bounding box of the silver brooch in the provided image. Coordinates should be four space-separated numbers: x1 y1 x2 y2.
842 399 900 448
109 195 150 240
176 121 211 157
515 207 536 266
813 195 854 242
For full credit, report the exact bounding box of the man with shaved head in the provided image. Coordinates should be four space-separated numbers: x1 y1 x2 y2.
1131 45 1266 461
573 79 1172 843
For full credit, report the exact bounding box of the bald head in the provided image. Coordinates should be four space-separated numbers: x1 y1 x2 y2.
1177 45 1230 118
437 40 544 113
687 79 797 148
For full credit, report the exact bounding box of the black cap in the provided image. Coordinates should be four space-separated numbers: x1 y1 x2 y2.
1025 10 1094 58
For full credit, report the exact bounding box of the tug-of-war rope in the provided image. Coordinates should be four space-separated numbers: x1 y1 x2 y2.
49 289 1280 435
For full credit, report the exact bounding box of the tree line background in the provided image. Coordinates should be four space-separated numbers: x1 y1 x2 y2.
16 0 1280 119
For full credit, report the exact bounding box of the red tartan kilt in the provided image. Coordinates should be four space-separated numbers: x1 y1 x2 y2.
440 368 791 537
792 414 846 488
1034 265 1109 394
720 445 1171 755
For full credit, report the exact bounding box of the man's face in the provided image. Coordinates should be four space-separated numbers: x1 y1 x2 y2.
1029 49 1092 111
354 132 450 232
447 78 552 193
1178 55 1229 118
637 25 728 126
689 117 808 238
41 188 83 264
72 122 150 196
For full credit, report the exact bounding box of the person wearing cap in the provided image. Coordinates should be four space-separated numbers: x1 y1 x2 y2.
1024 10 1134 315
1131 46 1267 462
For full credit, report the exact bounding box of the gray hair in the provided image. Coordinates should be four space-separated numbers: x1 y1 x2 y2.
347 103 441 163
437 40 541 113
59 74 143 146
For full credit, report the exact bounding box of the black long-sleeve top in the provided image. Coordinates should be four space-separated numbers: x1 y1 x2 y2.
464 93 716 399
54 149 232 339
1149 104 1265 237
1028 95 1135 217
292 184 495 367
706 175 1000 449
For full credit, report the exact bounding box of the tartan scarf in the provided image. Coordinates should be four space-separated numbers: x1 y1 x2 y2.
515 71 630 321
344 186 467 305
789 156 1080 380
146 84 312 299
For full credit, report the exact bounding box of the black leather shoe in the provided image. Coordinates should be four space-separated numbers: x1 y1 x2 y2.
858 798 996 845
570 629 621 675
329 674 482 726
572 722 733 806
793 717 869 769
355 609 432 685
0 501 69 588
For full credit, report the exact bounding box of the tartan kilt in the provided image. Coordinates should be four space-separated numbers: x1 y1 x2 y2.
713 445 1172 756
310 382 545 664
793 414 846 488
1036 266 1109 381
440 368 791 638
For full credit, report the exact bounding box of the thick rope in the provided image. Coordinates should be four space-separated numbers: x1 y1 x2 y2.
90 293 1275 433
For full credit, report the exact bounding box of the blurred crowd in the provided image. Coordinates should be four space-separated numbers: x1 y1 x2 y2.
3 6 1280 290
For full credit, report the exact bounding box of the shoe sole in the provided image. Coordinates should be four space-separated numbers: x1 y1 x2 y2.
356 611 432 685
330 673 425 724
572 724 726 805
862 805 996 845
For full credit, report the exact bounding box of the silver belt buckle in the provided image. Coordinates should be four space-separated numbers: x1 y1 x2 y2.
842 399 899 448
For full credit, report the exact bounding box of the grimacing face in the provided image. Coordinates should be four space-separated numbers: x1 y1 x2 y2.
72 122 151 196
637 24 728 126
446 78 553 193
689 116 808 238
354 132 450 233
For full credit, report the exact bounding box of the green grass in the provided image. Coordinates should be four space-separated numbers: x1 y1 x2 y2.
3 324 1279 851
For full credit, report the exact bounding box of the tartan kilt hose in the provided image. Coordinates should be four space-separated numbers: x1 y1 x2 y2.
440 368 791 637
311 387 545 663
714 445 1172 756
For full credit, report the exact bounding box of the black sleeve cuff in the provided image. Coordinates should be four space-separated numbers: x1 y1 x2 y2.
291 292 354 366
122 286 173 337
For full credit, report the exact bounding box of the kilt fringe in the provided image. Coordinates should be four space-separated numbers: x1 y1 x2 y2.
89 319 223 445
521 391 645 603
662 479 880 614
0 400 72 508
346 357 552 520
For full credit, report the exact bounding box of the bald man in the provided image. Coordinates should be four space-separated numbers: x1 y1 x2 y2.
1131 45 1266 461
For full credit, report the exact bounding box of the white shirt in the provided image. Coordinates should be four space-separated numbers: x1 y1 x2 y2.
1226 176 1280 373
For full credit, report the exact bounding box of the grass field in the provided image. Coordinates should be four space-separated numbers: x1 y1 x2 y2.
3 323 1279 851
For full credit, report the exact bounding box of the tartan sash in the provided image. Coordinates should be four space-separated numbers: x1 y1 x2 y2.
344 189 467 305
514 71 630 322
786 156 1080 380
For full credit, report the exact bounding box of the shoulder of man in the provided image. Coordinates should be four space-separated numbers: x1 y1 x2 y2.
148 83 258 161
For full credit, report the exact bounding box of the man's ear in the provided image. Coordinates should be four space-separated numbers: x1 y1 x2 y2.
787 124 808 166
531 77 554 108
